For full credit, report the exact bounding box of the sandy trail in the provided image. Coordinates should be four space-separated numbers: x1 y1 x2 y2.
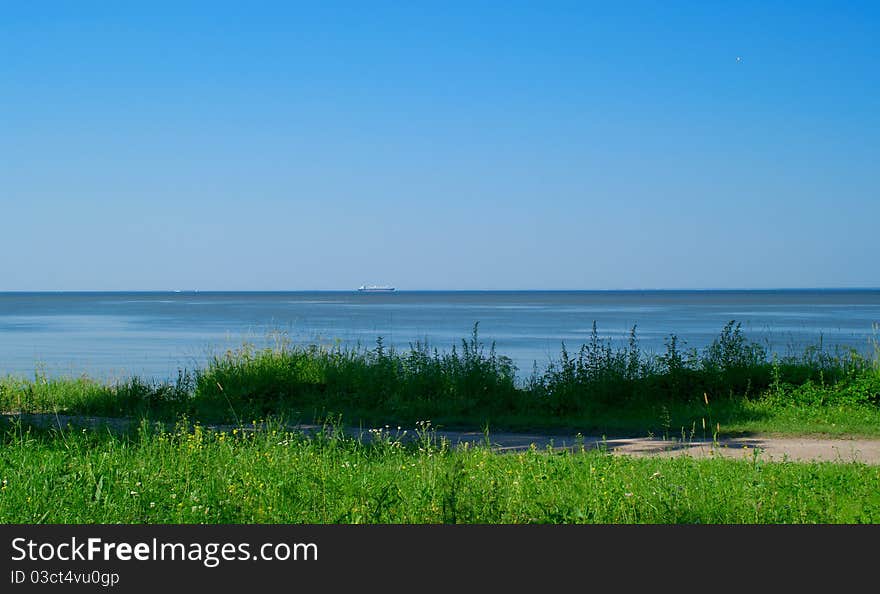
3 412 879 464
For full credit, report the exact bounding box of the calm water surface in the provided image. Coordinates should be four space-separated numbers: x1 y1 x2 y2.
1 290 878 380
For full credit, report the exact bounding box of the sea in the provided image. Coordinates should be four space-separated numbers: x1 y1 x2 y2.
1 290 878 381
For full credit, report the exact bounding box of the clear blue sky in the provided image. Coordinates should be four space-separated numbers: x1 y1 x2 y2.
2 1 877 290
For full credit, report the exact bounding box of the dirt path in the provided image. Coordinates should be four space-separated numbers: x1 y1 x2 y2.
4 412 880 464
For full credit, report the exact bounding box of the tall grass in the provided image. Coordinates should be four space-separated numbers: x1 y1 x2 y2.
2 321 878 432
193 323 521 421
534 320 877 414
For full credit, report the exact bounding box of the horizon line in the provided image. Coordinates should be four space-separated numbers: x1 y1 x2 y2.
2 287 879 293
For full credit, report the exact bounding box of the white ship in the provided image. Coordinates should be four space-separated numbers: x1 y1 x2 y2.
357 284 396 292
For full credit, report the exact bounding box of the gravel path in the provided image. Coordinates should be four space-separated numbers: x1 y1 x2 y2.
4 412 879 464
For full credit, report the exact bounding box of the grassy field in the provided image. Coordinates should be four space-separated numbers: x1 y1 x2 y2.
2 321 878 436
2 420 879 524
2 322 878 524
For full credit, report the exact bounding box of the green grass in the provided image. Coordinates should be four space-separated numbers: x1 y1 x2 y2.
1 421 878 524
2 320 879 436
3 322 876 525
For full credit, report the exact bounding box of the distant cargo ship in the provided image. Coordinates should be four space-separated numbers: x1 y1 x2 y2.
357 284 396 292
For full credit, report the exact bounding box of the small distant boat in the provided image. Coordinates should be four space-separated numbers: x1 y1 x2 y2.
357 284 396 292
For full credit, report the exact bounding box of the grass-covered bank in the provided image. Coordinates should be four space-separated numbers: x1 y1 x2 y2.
2 421 879 524
2 321 879 436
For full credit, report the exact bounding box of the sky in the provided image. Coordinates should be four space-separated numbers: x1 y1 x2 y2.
1 1 878 291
